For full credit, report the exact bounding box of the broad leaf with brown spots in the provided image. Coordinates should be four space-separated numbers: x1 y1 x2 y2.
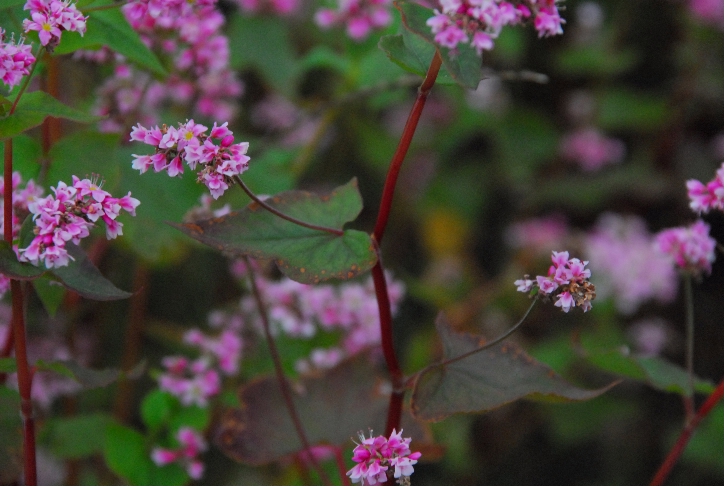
411 314 616 422
171 178 377 284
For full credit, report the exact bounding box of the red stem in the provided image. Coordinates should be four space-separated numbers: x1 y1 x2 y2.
334 446 352 486
649 379 724 486
372 51 442 244
245 258 332 486
370 53 442 440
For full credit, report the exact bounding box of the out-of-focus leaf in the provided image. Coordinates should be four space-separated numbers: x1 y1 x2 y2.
54 4 166 76
557 46 638 77
41 413 112 459
141 390 177 432
172 179 377 284
0 0 25 9
597 89 671 131
36 359 144 389
0 241 45 280
32 275 66 317
46 131 123 187
1 135 42 180
411 314 615 422
169 405 210 432
0 92 102 140
396 0 482 89
299 46 352 75
216 353 429 465
0 358 15 373
104 422 153 485
0 387 21 483
50 244 133 301
682 403 724 474
378 32 456 85
585 349 716 396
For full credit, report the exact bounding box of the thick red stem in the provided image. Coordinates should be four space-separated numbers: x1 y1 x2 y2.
649 379 724 486
372 51 442 244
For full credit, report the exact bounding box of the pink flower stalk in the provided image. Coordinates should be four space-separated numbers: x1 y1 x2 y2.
22 0 87 50
654 220 717 276
17 176 139 268
151 427 207 480
315 0 393 41
130 119 250 199
584 213 677 315
347 429 422 486
559 128 626 171
514 250 596 312
687 161 724 214
426 0 564 55
0 29 36 88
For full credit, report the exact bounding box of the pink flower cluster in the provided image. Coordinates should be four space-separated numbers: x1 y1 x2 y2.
687 162 724 214
0 29 35 89
654 220 717 276
584 213 677 315
22 0 87 50
235 0 299 16
505 214 569 253
18 176 139 269
130 120 250 199
688 0 724 28
315 0 393 41
559 128 626 171
427 0 564 55
514 250 596 312
239 272 404 373
347 429 421 486
151 427 207 480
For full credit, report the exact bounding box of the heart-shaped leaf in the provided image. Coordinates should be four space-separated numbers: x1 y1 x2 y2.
49 244 133 301
215 354 428 465
172 178 377 284
411 314 616 422
395 0 483 89
0 92 102 140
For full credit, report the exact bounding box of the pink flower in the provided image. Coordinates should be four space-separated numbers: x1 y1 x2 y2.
314 0 392 41
0 29 36 88
151 427 207 480
22 0 87 49
687 162 724 214
560 128 626 171
347 429 421 486
655 220 717 276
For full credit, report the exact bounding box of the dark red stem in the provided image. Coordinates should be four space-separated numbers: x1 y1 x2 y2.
372 51 442 244
649 379 724 486
245 258 332 486
334 446 352 486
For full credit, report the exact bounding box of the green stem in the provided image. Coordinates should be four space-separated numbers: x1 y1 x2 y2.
233 176 344 236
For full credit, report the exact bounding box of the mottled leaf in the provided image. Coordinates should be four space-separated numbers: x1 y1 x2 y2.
172 179 377 284
216 354 428 465
50 244 133 301
395 0 482 89
0 92 102 140
0 241 45 280
411 314 615 422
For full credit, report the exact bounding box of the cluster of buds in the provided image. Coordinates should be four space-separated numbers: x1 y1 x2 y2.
347 429 422 486
315 0 393 41
515 250 595 312
18 176 139 269
22 0 87 50
130 119 250 199
687 161 724 214
0 28 36 89
427 0 564 55
151 427 207 480
655 220 717 277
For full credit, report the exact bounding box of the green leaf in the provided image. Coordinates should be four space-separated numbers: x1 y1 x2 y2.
0 0 25 9
0 357 16 373
597 89 671 132
395 0 482 89
410 314 616 422
172 179 377 284
216 354 429 465
378 32 456 85
41 413 112 459
0 92 102 140
32 275 67 317
36 359 145 389
585 349 716 396
141 390 177 432
54 5 166 76
50 244 133 301
0 240 45 280
46 131 123 186
104 422 153 486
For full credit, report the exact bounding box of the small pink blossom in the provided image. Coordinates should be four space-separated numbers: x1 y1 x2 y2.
151 427 207 480
22 0 87 49
314 0 393 41
0 29 36 88
655 220 717 276
347 429 421 486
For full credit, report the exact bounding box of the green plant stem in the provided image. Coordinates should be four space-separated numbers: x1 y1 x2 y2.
683 274 695 423
649 378 724 486
370 52 442 439
233 176 344 236
244 258 332 486
372 50 442 244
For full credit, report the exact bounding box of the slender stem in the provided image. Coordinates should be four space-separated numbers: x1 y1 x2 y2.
9 44 44 115
649 379 724 486
0 319 14 384
244 258 332 486
372 51 442 244
233 176 344 237
333 446 351 486
683 274 695 423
